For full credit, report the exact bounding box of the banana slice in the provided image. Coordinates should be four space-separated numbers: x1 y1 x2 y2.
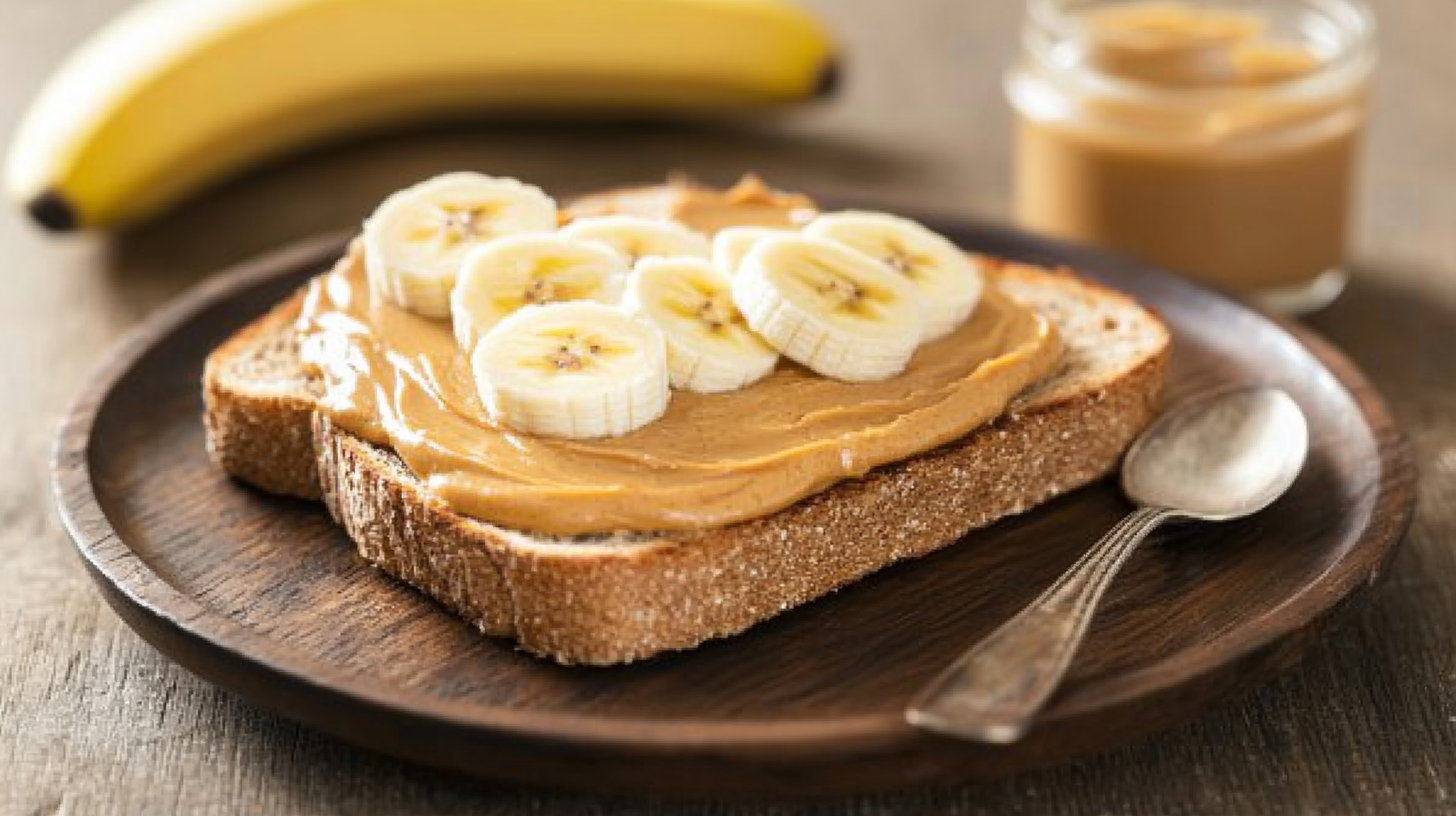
711 226 795 276
623 257 779 393
733 236 925 382
363 172 557 318
560 215 711 265
804 211 983 341
451 234 629 353
472 302 669 439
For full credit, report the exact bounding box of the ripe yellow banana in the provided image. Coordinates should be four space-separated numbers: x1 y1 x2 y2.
6 0 837 231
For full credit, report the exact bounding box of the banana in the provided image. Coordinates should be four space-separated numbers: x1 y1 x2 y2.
472 301 669 439
623 257 779 393
6 0 837 231
711 226 795 276
804 211 984 341
560 216 712 265
451 234 629 353
732 235 925 382
363 173 557 319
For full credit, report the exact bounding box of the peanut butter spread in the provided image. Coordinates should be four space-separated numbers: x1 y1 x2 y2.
1085 3 1321 88
1012 1 1368 293
299 183 1061 535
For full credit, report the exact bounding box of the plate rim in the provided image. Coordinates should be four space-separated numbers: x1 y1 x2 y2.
51 221 1417 765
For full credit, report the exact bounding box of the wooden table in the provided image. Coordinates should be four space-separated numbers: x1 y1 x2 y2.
3 1 1452 813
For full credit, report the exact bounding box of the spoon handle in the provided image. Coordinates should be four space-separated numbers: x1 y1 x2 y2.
906 505 1173 743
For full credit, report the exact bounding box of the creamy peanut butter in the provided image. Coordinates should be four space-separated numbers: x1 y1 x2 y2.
565 174 818 233
299 186 1060 535
1010 1 1373 295
1084 3 1320 88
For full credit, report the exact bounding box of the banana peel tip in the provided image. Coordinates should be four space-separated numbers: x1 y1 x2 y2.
814 58 842 100
27 190 78 232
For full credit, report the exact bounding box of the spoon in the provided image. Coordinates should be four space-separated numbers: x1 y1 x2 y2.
905 385 1309 743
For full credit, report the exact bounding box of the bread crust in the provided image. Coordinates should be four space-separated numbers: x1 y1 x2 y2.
202 291 320 499
204 254 1170 665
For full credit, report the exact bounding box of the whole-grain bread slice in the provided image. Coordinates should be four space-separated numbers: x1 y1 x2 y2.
204 253 1169 664
203 290 321 500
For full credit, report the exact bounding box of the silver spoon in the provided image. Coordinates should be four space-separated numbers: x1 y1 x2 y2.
905 386 1309 743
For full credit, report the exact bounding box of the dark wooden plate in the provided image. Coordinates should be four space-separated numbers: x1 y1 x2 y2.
53 218 1415 797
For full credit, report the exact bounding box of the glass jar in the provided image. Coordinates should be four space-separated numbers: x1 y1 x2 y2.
1006 0 1377 313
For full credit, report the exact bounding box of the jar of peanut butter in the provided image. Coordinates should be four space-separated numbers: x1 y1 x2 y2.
1007 0 1376 312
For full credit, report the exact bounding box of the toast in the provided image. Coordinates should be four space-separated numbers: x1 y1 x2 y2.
203 192 1170 666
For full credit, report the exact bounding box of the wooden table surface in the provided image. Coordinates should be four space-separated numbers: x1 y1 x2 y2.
3 1 1453 814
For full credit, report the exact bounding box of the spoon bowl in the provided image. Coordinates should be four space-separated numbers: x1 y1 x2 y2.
1123 386 1310 521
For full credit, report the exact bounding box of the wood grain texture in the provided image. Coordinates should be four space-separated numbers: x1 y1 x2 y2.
51 223 1411 795
3 0 1455 813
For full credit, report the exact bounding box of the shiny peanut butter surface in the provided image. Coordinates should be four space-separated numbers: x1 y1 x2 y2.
1085 3 1321 88
299 190 1060 535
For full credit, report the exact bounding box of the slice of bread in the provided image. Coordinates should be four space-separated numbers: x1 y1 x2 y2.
204 291 322 500
204 250 1169 665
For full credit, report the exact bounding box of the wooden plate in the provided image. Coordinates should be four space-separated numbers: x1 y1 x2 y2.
53 218 1415 796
